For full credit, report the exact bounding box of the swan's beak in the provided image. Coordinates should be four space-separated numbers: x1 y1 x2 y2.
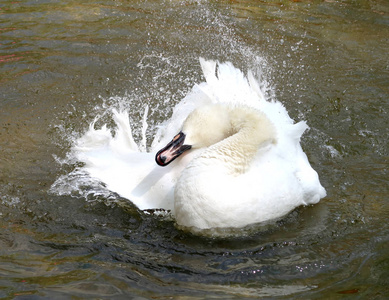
155 131 192 166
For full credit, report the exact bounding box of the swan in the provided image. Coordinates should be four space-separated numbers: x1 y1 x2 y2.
156 103 325 230
73 58 326 232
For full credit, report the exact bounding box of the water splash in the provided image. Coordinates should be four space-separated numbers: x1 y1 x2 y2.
50 57 275 208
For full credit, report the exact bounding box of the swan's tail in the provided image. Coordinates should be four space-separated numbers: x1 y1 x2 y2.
199 58 265 108
198 59 298 135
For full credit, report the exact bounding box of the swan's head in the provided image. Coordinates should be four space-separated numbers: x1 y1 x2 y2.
156 104 231 166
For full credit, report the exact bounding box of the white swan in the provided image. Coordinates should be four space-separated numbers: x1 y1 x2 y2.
74 58 326 232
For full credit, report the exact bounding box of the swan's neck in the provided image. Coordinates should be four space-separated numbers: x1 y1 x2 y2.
199 107 276 174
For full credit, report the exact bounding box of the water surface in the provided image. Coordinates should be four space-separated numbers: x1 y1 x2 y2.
0 0 388 299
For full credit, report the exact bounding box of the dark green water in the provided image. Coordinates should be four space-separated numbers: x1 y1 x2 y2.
1 0 388 299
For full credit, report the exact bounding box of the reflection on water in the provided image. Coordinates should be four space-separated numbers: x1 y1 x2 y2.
0 0 388 299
